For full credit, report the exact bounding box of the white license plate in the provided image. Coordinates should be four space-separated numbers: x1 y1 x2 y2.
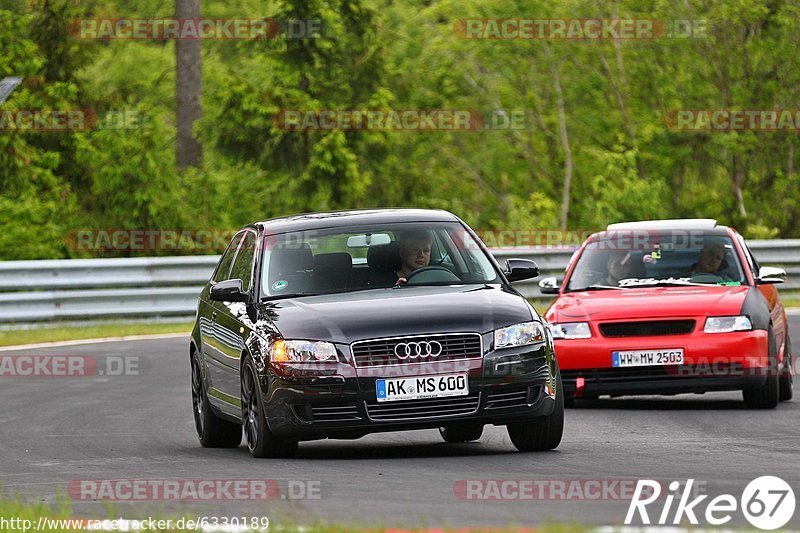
612 349 684 367
375 373 469 402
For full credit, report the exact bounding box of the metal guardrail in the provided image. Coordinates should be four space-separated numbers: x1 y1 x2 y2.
0 240 798 323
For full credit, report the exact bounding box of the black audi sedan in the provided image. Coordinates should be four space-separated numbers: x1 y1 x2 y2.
189 209 563 457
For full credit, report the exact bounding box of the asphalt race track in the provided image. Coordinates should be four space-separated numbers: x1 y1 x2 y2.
1 316 798 529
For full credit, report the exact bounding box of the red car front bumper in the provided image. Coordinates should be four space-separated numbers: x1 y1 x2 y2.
555 320 770 397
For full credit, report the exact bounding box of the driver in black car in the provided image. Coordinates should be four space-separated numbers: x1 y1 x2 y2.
395 230 432 285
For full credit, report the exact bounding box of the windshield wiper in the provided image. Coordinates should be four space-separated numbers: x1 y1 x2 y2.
464 283 494 292
568 284 628 292
262 291 323 301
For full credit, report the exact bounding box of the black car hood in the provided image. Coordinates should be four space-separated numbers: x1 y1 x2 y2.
257 285 533 343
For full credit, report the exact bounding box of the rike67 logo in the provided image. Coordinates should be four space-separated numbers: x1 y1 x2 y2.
626 477 795 530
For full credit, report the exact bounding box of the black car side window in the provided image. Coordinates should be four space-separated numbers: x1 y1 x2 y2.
229 231 256 292
212 232 244 282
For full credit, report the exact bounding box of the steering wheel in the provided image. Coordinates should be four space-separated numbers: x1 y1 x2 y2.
404 265 461 284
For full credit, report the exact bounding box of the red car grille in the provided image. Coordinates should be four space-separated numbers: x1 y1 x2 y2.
599 320 695 337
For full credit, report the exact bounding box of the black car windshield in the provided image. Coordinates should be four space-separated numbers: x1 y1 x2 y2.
260 222 500 298
566 232 746 291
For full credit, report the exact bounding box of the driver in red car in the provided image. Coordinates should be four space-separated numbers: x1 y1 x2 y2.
395 230 432 285
692 243 725 275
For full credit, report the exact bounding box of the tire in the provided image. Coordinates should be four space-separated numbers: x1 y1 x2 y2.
507 363 564 452
439 424 483 443
743 327 780 409
191 353 242 448
241 357 298 458
779 336 793 402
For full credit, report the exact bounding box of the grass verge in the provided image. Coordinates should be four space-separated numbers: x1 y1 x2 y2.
0 322 192 347
0 494 593 532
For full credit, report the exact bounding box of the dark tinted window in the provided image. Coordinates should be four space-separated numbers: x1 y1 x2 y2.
230 231 256 291
260 222 499 297
212 232 244 282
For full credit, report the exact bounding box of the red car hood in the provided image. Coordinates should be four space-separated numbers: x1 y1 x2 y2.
545 285 750 323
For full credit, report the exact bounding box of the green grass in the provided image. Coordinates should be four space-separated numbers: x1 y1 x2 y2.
0 494 591 532
782 297 800 309
0 322 192 347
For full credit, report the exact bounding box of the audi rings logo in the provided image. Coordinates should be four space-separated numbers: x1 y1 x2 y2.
394 341 443 360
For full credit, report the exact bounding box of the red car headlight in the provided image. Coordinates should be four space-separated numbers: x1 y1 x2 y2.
550 322 592 339
704 316 752 334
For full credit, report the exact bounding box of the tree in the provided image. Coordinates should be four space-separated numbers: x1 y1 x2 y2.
175 0 202 168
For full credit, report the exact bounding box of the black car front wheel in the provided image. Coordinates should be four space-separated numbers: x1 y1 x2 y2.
507 366 564 452
241 357 298 458
191 353 242 448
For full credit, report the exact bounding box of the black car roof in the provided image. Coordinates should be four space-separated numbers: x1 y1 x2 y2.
248 208 460 234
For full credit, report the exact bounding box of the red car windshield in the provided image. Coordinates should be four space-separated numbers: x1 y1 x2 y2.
567 233 746 291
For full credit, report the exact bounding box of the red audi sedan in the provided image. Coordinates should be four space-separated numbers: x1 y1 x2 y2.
541 219 793 408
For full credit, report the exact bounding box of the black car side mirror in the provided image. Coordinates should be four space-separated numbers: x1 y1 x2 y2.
504 259 540 282
210 279 250 303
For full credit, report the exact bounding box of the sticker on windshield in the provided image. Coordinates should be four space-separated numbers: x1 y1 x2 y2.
619 277 691 287
272 280 289 291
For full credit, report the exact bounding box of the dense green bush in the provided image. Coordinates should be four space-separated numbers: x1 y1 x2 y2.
1 0 799 259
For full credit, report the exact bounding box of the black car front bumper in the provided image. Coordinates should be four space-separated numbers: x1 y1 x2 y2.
262 342 557 441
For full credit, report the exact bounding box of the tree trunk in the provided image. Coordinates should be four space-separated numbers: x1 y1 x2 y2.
175 0 202 168
547 48 573 230
732 154 747 219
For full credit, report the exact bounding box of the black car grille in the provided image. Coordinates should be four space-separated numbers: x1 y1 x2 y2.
365 393 480 421
599 320 695 337
485 386 541 410
351 333 482 367
308 403 361 422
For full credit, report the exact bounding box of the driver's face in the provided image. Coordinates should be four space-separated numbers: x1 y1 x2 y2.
698 247 724 273
400 239 431 272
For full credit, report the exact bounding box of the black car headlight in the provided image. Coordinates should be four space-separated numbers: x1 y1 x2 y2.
494 321 546 350
270 340 339 363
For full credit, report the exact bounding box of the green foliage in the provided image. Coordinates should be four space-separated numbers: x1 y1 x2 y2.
1 0 799 259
